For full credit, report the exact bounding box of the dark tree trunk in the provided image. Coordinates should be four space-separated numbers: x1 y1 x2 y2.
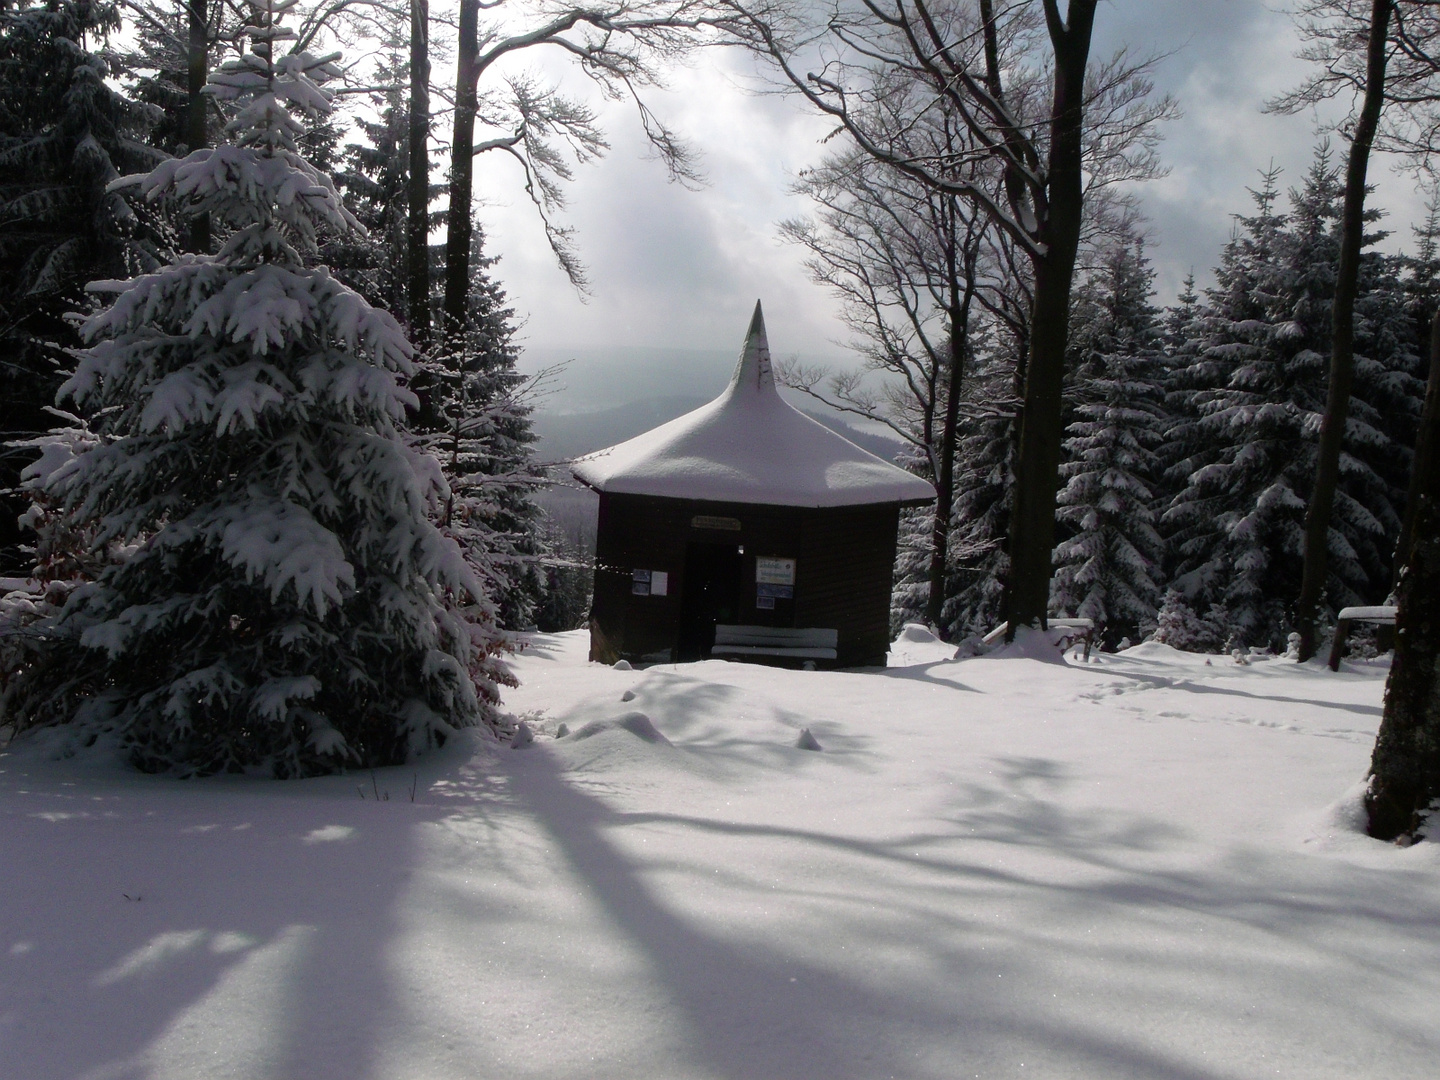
926 329 963 629
926 203 974 629
1366 338 1440 840
1001 1 1095 636
407 0 431 346
442 0 480 339
1296 0 1391 662
186 0 210 253
1394 311 1440 587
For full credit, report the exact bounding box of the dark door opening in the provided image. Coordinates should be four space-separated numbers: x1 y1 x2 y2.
677 542 743 661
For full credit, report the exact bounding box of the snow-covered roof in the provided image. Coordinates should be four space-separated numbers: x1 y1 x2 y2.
571 303 936 508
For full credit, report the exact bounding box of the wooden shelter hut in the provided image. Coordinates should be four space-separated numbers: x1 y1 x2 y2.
573 302 934 668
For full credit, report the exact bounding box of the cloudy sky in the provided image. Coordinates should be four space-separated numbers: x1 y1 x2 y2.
458 2 1432 408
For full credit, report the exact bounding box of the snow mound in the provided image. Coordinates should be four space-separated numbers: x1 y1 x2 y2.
983 625 1071 663
1121 641 1201 661
1295 782 1378 854
612 660 633 671
569 712 671 745
509 722 534 749
1324 782 1371 836
896 622 939 644
889 623 957 667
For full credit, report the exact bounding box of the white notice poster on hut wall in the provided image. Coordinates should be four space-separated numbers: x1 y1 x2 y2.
755 557 795 608
755 558 795 586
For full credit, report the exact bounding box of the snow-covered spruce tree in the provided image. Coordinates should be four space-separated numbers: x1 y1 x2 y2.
330 34 412 320
326 34 552 633
1051 240 1168 647
1153 272 1205 535
424 247 548 632
1 0 504 775
0 0 167 571
890 502 933 635
1160 164 1298 647
1349 245 1427 571
1161 148 1414 648
1404 192 1440 334
0 417 113 692
888 437 937 635
1390 199 1440 588
940 342 1018 640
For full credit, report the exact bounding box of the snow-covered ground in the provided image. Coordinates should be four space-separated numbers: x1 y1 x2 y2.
3 629 1438 1080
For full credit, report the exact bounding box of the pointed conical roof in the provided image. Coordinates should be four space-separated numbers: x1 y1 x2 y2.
571 302 935 508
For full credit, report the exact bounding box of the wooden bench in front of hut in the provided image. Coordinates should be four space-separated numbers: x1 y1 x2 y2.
1327 605 1397 671
712 624 839 666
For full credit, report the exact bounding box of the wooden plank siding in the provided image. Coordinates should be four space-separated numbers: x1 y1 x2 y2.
589 492 900 668
796 503 899 667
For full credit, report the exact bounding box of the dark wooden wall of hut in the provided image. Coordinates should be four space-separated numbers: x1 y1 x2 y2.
589 492 901 668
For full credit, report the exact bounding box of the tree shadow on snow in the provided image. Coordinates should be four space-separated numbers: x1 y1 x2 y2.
1164 678 1383 717
503 745 1309 1080
506 744 964 1080
874 658 983 692
0 745 512 1080
549 747 1440 1077
1086 665 1383 718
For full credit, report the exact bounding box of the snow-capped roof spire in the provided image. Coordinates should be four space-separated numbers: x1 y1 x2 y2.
731 299 775 394
571 306 935 508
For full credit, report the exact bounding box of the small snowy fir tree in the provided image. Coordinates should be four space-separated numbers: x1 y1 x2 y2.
1 0 506 775
890 502 933 636
941 346 1017 640
1149 590 1229 653
532 517 591 632
1051 239 1168 647
888 436 935 634
1403 190 1440 335
329 19 413 318
420 240 550 631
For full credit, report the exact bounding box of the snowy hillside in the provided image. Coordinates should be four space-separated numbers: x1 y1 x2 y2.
3 631 1437 1079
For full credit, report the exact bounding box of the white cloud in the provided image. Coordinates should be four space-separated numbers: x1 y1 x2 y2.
449 1 1436 374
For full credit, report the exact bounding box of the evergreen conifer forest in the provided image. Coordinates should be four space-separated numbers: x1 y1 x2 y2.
0 0 1437 838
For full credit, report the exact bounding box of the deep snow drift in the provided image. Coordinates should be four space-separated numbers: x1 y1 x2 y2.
3 631 1438 1079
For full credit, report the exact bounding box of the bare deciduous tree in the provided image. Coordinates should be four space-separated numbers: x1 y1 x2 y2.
440 0 733 337
731 0 1172 634
779 133 995 629
726 0 1172 635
